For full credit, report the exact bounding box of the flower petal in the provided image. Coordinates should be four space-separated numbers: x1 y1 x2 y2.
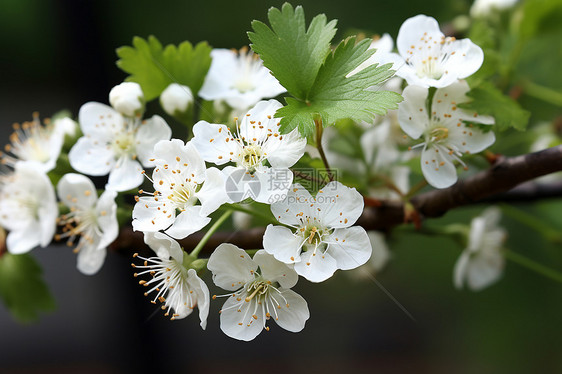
196 167 228 217
187 269 211 329
57 173 97 210
270 184 315 226
77 245 106 276
466 252 504 291
6 222 41 254
132 196 176 233
207 243 257 290
264 128 307 169
270 289 309 333
219 296 264 341
106 156 144 192
253 249 298 289
326 227 372 270
143 231 184 262
95 190 119 250
254 167 294 204
316 181 364 228
68 137 115 176
263 224 303 265
164 206 210 239
398 85 429 139
421 144 458 189
135 115 172 166
192 121 240 165
78 102 124 139
294 249 338 282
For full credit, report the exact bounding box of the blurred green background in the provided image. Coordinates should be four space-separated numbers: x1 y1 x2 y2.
0 0 561 373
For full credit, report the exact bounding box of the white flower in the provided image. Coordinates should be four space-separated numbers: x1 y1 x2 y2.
69 102 172 192
0 112 65 173
0 163 57 254
133 232 210 327
109 82 145 117
160 83 194 116
132 139 228 239
398 81 495 189
56 173 118 275
470 0 518 17
207 243 309 341
192 100 307 204
263 182 371 282
199 47 286 110
380 15 484 88
454 207 506 291
349 231 392 280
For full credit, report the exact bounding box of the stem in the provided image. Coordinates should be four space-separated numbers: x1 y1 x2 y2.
315 117 334 182
504 250 562 284
190 210 233 258
521 80 562 107
500 204 562 243
406 180 428 199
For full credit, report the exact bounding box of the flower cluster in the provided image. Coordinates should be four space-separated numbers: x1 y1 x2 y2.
0 7 523 342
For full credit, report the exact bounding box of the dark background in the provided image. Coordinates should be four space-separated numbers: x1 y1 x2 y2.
1 1 561 373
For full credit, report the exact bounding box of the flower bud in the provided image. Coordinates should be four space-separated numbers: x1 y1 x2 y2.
109 82 144 117
160 83 193 116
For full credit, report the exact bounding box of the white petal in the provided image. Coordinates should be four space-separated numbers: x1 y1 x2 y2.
269 289 309 333
78 102 124 139
106 156 144 192
207 243 257 290
326 227 372 270
264 128 307 169
263 224 303 265
143 232 184 262
164 206 210 239
187 269 211 329
57 173 97 210
466 252 504 291
136 115 172 166
192 121 239 165
77 245 106 275
270 184 315 226
132 196 176 233
397 15 443 59
220 296 264 341
152 139 206 183
239 100 283 144
398 85 429 139
453 251 470 289
294 250 338 283
441 39 484 81
421 144 458 189
254 167 293 204
253 249 298 289
95 190 119 250
6 222 41 254
196 167 227 217
449 125 496 154
68 137 115 176
317 181 364 228
223 166 262 203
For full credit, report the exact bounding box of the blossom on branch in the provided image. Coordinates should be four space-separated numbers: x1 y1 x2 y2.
132 139 228 239
0 163 57 254
192 100 306 204
69 100 172 192
199 47 286 110
380 15 484 88
263 182 372 282
398 80 495 188
207 243 309 341
454 207 507 291
56 173 118 275
133 232 210 327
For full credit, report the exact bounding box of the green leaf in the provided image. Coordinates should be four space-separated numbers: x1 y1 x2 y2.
459 81 530 132
276 37 402 136
248 3 337 100
0 253 55 323
116 36 212 101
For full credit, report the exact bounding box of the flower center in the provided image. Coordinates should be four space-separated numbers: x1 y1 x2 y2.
166 183 197 212
111 132 136 157
416 56 444 80
426 126 449 145
232 78 255 93
301 224 330 252
245 279 271 302
239 144 264 172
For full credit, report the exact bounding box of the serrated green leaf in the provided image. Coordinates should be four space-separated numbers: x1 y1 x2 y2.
459 81 531 132
277 37 402 136
116 36 212 101
248 3 337 100
0 253 55 323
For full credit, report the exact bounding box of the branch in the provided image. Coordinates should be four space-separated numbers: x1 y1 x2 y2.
111 145 562 255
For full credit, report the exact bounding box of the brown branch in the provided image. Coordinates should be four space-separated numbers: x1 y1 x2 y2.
112 145 562 255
